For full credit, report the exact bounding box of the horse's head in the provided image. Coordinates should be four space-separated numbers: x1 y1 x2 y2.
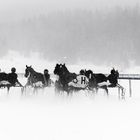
111 68 116 75
54 63 69 76
25 65 33 77
79 69 85 75
61 63 69 74
54 64 61 75
111 68 119 78
84 69 93 79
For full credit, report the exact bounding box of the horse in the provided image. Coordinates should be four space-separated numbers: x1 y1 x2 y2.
0 72 23 93
24 65 47 93
54 63 79 94
84 69 108 94
85 68 125 97
0 72 11 92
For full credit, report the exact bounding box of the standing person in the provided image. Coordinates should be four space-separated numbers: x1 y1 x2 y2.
43 69 50 86
8 67 22 87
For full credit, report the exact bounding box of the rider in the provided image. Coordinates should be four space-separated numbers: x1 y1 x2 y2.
79 69 85 75
8 67 22 87
108 68 118 87
43 69 50 86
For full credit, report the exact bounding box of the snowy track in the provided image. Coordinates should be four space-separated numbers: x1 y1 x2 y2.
0 77 139 140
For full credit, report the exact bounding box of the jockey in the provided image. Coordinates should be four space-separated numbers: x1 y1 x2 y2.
43 69 50 86
107 68 118 87
8 67 22 87
68 69 88 89
79 69 85 75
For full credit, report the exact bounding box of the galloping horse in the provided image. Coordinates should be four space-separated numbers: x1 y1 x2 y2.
84 69 108 93
0 72 11 92
85 68 125 96
54 63 77 94
24 65 46 93
0 71 23 93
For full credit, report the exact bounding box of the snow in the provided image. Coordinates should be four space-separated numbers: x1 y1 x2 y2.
0 79 139 140
0 51 140 140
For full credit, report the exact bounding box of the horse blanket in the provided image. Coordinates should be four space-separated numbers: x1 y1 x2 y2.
68 75 89 89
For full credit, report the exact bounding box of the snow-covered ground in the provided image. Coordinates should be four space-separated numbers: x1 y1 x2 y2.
0 51 140 140
0 76 139 140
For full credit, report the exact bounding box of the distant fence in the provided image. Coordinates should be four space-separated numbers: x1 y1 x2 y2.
103 74 140 97
118 74 140 97
118 74 140 80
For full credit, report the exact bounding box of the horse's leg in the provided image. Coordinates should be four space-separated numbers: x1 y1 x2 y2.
103 86 108 96
118 87 121 100
55 87 58 94
95 87 98 94
121 88 125 100
116 84 125 100
7 86 10 94
23 81 31 95
65 86 70 97
67 90 70 96
21 86 25 95
68 87 74 97
117 84 125 98
23 84 28 96
106 87 109 95
33 87 37 95
89 85 97 94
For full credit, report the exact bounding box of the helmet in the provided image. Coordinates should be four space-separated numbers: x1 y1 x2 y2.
80 69 85 75
111 68 115 74
11 67 16 73
44 69 48 73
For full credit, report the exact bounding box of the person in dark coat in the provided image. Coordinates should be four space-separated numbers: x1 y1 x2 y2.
8 67 22 86
43 69 50 86
108 68 118 87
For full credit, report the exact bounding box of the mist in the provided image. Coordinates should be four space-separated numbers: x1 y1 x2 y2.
0 0 140 68
1 1 140 140
0 6 140 68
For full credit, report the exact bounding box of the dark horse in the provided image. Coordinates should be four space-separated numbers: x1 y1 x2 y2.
84 68 125 96
54 63 77 94
0 72 22 93
84 69 108 94
0 72 11 92
24 65 47 93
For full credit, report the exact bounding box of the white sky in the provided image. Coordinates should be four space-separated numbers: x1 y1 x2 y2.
0 0 139 22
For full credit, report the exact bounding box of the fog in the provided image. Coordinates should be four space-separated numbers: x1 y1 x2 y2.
0 51 140 140
0 0 140 139
1 50 140 75
0 0 139 22
0 76 140 140
0 6 140 66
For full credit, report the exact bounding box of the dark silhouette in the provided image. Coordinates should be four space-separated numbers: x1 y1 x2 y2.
79 69 85 75
0 67 23 93
0 72 8 81
24 65 45 87
107 68 119 87
0 72 10 92
54 63 77 94
43 69 50 86
8 67 22 87
84 69 108 93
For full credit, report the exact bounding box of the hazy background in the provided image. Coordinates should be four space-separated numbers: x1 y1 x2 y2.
0 0 140 72
0 1 140 140
1 0 138 92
